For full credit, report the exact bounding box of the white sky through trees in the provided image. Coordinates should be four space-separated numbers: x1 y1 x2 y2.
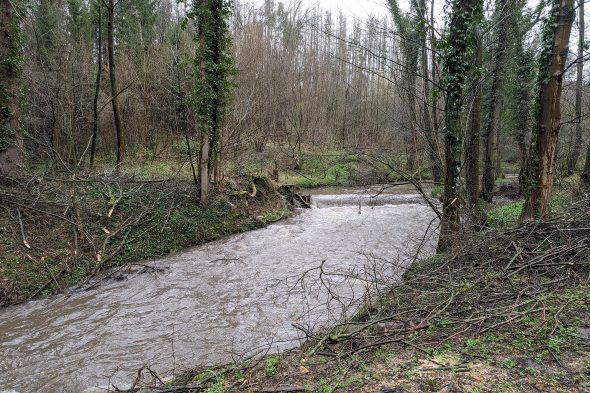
253 0 545 20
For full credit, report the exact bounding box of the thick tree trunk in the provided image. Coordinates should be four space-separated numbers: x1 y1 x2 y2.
566 0 584 175
107 0 124 167
90 0 103 168
465 28 482 207
521 0 575 221
0 0 24 180
438 0 480 251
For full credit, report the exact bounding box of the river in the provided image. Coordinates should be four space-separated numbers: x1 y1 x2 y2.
0 186 438 392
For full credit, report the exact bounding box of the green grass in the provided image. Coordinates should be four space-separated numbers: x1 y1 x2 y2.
487 200 524 225
265 355 281 377
281 153 358 188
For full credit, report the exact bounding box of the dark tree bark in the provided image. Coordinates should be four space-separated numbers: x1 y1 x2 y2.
582 141 590 187
521 0 575 220
90 0 103 168
515 46 534 194
106 0 124 167
566 0 584 175
481 0 511 201
465 27 482 207
438 0 481 251
0 0 24 180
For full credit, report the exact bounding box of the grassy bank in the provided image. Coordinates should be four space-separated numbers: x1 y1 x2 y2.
131 191 590 393
0 174 291 306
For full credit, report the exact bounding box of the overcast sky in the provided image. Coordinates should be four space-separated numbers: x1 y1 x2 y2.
253 0 545 20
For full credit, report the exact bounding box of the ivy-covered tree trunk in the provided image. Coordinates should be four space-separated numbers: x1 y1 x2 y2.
438 0 481 251
0 0 24 180
514 46 535 194
521 0 575 221
190 0 235 205
566 0 584 175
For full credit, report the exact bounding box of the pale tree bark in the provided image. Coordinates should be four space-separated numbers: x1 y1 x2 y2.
521 0 575 221
430 0 443 184
0 0 24 180
566 0 584 175
418 0 443 184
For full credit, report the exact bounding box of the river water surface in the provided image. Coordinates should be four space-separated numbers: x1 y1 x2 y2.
0 187 437 392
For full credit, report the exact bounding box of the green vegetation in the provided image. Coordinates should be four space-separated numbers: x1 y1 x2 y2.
280 153 358 188
264 355 281 377
487 200 524 224
0 174 291 305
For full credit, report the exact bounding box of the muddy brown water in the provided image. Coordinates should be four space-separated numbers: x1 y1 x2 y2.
0 186 438 393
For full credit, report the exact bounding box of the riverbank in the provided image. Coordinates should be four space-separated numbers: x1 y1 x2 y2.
130 191 590 393
0 174 292 306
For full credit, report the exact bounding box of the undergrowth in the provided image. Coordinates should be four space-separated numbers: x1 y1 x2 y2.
0 174 291 305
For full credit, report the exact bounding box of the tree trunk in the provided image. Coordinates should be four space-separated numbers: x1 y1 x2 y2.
438 0 481 251
581 141 590 187
481 0 511 201
566 0 584 175
197 2 209 204
515 46 534 194
199 126 210 203
107 0 124 167
430 0 443 184
0 0 24 180
418 0 442 183
90 0 103 168
465 27 482 207
521 0 575 221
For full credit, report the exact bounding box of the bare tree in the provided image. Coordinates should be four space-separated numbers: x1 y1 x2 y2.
105 0 124 167
90 0 103 168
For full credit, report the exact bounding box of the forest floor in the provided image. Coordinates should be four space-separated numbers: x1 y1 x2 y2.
124 178 590 393
0 171 292 306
